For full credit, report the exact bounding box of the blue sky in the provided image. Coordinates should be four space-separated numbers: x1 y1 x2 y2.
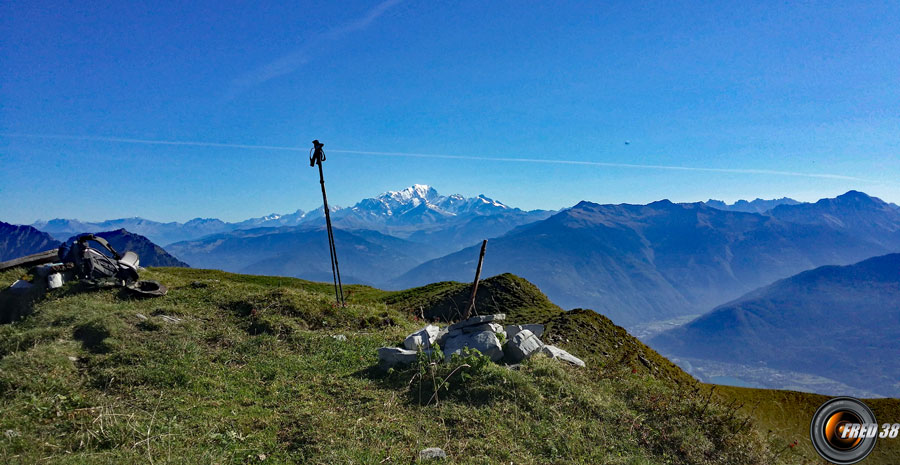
2 0 898 224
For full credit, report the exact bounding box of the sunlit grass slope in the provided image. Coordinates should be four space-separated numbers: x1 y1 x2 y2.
0 267 831 464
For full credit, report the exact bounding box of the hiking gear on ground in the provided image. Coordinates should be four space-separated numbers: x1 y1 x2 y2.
59 234 140 284
126 280 168 297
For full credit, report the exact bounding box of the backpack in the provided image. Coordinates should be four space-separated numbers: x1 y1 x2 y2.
58 234 140 284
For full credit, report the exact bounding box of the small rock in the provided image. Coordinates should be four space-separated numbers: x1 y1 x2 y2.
505 324 544 339
377 347 420 368
541 345 586 367
4 429 20 438
136 313 148 321
332 334 347 341
418 447 446 461
505 329 545 363
443 330 504 362
446 314 505 332
403 324 440 350
67 356 78 362
257 453 267 461
159 315 182 324
638 355 656 371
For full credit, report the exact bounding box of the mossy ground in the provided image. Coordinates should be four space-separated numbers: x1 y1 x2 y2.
0 267 838 464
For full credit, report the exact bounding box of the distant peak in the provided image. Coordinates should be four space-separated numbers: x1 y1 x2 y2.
704 196 802 213
381 184 438 200
837 190 871 200
475 194 509 208
399 184 435 194
572 200 600 210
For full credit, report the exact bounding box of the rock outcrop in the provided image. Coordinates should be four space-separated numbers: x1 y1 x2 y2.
377 314 585 368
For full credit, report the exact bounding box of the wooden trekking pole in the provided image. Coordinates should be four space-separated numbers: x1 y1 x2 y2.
310 140 345 306
463 240 487 319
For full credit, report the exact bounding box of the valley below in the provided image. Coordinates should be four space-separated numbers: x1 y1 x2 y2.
668 356 885 398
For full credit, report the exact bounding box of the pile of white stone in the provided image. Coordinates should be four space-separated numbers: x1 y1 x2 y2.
378 314 584 369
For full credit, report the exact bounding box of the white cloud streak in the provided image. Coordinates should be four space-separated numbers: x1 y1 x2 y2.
227 0 403 96
1 132 873 182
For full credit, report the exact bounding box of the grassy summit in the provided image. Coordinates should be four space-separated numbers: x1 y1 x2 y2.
0 267 863 464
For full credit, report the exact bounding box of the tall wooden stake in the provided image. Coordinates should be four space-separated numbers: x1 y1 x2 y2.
464 239 487 319
310 140 344 306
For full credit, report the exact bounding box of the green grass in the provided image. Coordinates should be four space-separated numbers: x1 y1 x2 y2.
0 267 837 464
712 385 900 464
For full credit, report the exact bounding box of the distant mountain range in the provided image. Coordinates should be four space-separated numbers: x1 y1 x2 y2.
393 191 900 326
650 253 900 397
703 197 803 213
32 211 314 246
14 188 900 330
0 221 61 261
166 226 418 285
164 186 550 286
31 185 550 256
767 190 900 249
7 188 900 399
0 222 187 268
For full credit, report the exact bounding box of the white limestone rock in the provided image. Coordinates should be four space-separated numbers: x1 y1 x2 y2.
443 330 504 362
377 347 420 368
403 324 440 350
505 329 545 363
541 345 586 367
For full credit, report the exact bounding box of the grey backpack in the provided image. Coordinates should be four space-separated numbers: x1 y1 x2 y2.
59 234 139 284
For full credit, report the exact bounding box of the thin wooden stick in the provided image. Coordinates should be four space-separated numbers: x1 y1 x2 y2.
463 240 487 319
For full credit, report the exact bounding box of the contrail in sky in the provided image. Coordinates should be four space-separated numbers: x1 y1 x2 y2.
0 132 871 182
227 0 403 98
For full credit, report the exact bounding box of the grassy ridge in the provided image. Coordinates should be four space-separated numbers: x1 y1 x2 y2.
0 267 857 464
712 385 900 464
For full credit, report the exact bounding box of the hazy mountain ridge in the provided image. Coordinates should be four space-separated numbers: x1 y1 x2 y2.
30 185 547 251
766 190 900 248
20 189 900 331
0 221 61 261
393 191 900 327
703 197 802 213
650 253 900 397
166 226 422 287
33 213 311 246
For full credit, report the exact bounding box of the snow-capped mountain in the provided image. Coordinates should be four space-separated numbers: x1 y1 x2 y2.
232 209 308 229
29 185 546 252
339 185 514 226
162 185 551 284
